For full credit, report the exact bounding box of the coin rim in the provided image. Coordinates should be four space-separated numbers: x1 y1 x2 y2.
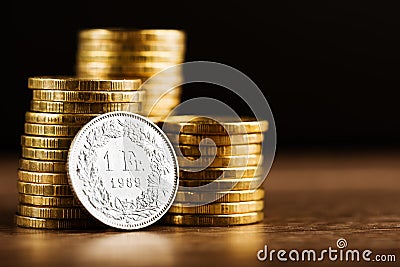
167 200 264 214
159 211 264 226
28 76 142 91
159 115 269 134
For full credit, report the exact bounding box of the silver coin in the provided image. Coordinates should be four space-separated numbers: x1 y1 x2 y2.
67 111 179 230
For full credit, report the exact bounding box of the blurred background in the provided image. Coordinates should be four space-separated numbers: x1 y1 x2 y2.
9 0 400 154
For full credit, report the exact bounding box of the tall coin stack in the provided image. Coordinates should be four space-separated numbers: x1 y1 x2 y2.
16 76 143 229
75 28 186 120
157 116 268 226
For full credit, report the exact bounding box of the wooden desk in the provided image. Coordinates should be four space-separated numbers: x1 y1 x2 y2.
1 149 399 267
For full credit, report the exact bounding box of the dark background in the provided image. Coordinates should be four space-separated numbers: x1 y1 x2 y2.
9 1 400 153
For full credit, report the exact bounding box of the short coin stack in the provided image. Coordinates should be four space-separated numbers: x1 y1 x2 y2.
75 28 186 119
16 76 143 229
157 116 269 226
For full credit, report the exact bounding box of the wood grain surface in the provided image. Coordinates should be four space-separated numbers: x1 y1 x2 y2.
0 148 399 267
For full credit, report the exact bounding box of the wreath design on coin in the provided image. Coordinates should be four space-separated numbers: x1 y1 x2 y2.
75 119 172 222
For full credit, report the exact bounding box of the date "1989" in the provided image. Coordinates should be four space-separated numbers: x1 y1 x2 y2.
111 177 140 189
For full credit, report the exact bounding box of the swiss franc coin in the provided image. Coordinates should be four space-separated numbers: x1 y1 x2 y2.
67 111 179 229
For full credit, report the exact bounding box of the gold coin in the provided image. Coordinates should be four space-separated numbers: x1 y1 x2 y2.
144 98 181 110
166 132 264 145
143 87 182 97
17 181 73 196
24 123 82 137
141 75 184 82
77 57 183 65
145 96 180 107
139 74 184 84
78 28 186 42
168 200 264 214
18 194 79 207
176 143 262 156
30 100 142 114
159 211 264 226
76 60 178 68
77 50 184 56
28 76 142 91
22 147 68 161
146 100 180 111
25 112 99 125
145 105 180 116
144 91 181 98
21 135 73 149
180 166 261 179
15 214 104 229
179 177 263 191
75 62 179 75
77 40 185 52
74 72 182 80
17 204 88 219
18 169 68 184
19 159 66 173
178 154 262 168
73 73 131 79
159 115 269 135
147 116 164 123
32 90 145 102
148 110 175 118
77 50 184 63
148 110 177 118
174 188 264 203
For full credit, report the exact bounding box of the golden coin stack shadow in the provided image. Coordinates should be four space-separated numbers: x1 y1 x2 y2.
75 28 186 121
16 77 143 229
157 116 268 226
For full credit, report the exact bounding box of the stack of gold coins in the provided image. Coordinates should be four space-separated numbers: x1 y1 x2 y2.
75 28 186 119
16 76 143 229
156 116 269 226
